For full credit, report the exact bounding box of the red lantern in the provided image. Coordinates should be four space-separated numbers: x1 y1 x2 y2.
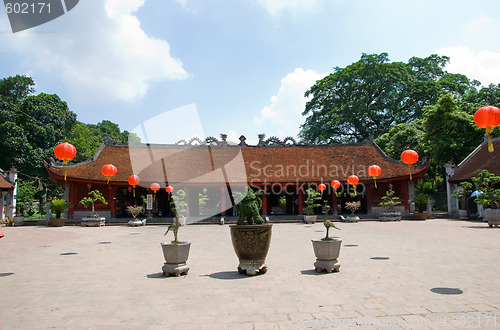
150 183 160 198
474 106 500 152
54 142 77 180
401 150 419 180
367 165 382 188
331 180 341 196
128 175 140 197
348 175 359 196
101 164 117 184
165 185 174 193
318 183 326 192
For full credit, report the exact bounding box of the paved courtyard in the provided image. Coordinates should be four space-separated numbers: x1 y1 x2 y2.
0 219 499 329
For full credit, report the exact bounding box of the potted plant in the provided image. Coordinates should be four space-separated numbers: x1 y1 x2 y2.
412 194 429 220
344 201 361 222
303 187 322 223
48 197 71 227
161 195 190 276
127 205 146 226
198 191 209 216
451 181 473 219
470 170 500 227
171 190 187 226
79 190 108 226
312 205 342 273
378 188 402 221
230 186 271 276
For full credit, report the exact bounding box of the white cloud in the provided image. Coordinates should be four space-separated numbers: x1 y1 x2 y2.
436 46 500 86
255 68 327 139
0 0 189 102
255 0 323 16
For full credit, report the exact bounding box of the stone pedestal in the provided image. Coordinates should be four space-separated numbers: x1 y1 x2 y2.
162 263 190 277
81 217 105 227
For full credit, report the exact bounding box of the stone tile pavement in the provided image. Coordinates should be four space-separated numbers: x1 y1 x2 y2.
0 219 499 329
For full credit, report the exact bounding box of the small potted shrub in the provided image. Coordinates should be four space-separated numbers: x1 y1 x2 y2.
378 188 402 221
161 192 190 276
312 205 342 273
127 205 146 226
412 194 429 220
230 186 271 276
451 181 473 219
344 201 361 222
471 170 500 227
48 197 71 227
303 187 322 223
79 190 108 226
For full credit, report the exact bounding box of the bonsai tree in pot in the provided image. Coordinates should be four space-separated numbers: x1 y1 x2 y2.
451 181 474 219
411 194 429 220
303 187 322 223
79 190 108 226
344 200 361 222
470 170 500 227
230 186 271 276
161 190 190 276
127 205 146 226
378 188 402 221
48 197 71 227
312 205 342 273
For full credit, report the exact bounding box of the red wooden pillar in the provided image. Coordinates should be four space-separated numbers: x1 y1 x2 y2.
366 183 373 214
109 186 116 218
401 180 409 212
331 191 338 214
261 185 268 215
298 185 304 214
220 186 226 216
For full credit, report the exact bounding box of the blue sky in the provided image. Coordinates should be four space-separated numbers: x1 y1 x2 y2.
1 0 500 145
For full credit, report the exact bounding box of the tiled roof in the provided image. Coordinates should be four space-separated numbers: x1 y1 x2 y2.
449 137 500 183
45 141 428 186
0 174 13 189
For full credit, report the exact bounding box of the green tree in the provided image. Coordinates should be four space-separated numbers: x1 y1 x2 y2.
375 121 425 159
300 53 476 143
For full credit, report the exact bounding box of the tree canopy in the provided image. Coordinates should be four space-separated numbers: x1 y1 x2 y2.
300 53 478 143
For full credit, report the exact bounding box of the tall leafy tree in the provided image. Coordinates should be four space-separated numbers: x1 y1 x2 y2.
300 53 476 143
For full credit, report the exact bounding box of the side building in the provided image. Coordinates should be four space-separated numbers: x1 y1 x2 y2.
45 135 428 220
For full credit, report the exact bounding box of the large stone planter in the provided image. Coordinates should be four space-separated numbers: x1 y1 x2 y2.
312 238 342 273
343 215 359 222
303 215 317 224
484 209 500 228
161 241 191 276
379 212 401 222
81 217 106 227
13 216 24 226
230 224 272 276
49 218 66 227
413 212 428 220
128 219 146 226
458 209 468 220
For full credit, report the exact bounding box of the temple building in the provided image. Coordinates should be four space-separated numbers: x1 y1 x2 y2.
45 135 428 220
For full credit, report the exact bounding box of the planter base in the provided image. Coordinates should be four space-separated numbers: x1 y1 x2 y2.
314 260 340 273
303 215 317 224
343 216 359 222
82 217 105 227
162 263 189 277
128 219 146 226
237 260 268 276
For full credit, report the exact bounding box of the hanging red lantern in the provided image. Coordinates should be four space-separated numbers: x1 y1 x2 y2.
330 180 340 196
401 150 419 180
474 105 500 152
54 142 77 180
165 185 174 193
347 175 359 196
128 175 140 197
318 183 326 193
367 165 382 188
101 164 117 184
150 183 160 198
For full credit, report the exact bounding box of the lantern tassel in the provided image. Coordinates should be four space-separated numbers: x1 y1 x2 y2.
373 177 377 188
107 176 110 184
486 128 494 152
408 164 413 181
133 187 136 197
352 184 357 196
64 169 67 181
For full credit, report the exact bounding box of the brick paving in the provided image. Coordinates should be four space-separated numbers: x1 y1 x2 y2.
0 219 499 329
